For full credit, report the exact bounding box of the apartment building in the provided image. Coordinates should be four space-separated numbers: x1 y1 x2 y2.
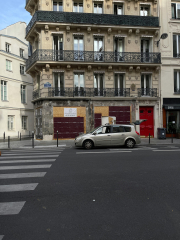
25 0 161 140
0 22 34 137
160 0 180 137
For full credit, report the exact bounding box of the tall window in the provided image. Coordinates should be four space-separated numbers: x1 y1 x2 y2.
94 3 103 14
5 43 10 52
21 85 26 103
94 37 103 61
74 36 84 60
174 71 180 93
6 60 12 71
8 115 14 131
114 4 123 15
94 73 104 96
53 1 63 11
141 74 151 96
74 73 84 96
173 35 180 58
114 74 124 96
22 116 28 130
1 81 7 101
20 48 24 58
54 72 64 96
73 2 83 12
172 3 180 19
20 65 25 75
140 5 150 16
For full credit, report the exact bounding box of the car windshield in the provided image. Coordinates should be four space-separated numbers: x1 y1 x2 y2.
89 126 101 134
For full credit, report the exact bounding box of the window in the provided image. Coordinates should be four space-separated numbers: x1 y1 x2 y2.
5 43 10 52
94 3 103 14
174 71 180 93
20 65 25 75
141 74 151 96
21 85 26 103
114 4 123 15
73 2 83 12
112 126 125 133
74 73 85 96
20 48 24 58
96 126 111 134
140 5 150 16
6 60 12 71
114 74 124 96
22 116 28 130
74 36 84 60
124 126 132 132
173 35 180 57
172 3 180 19
54 72 64 96
53 1 63 11
94 37 103 61
1 80 7 101
94 73 104 96
8 115 14 131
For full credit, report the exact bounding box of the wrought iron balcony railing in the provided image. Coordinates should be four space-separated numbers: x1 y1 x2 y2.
26 11 159 36
26 50 161 70
33 90 41 99
138 88 157 97
32 87 130 100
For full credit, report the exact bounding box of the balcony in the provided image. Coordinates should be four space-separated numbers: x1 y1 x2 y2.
26 50 161 70
138 88 157 97
32 87 130 100
26 11 159 36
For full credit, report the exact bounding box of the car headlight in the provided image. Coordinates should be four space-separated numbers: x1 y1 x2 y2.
76 136 82 141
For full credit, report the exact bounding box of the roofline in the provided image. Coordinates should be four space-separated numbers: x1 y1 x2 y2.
0 34 28 46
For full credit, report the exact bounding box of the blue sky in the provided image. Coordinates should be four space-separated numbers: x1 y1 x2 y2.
0 0 31 30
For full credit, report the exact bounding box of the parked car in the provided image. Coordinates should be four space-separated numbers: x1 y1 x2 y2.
75 124 141 149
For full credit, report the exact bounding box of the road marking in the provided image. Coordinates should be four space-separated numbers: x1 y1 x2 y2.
153 150 180 152
0 183 38 192
2 153 62 156
76 151 132 154
0 202 25 215
0 172 46 179
0 235 4 240
0 165 51 170
0 159 56 164
0 155 59 159
20 145 66 148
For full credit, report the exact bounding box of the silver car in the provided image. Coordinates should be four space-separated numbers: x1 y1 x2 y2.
75 124 141 149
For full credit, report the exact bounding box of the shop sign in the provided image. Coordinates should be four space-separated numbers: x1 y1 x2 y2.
64 108 77 117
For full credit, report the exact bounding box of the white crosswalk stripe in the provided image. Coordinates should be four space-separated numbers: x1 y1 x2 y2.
0 159 56 164
0 183 38 192
0 164 52 170
0 202 25 215
0 235 4 240
0 155 59 159
0 172 46 179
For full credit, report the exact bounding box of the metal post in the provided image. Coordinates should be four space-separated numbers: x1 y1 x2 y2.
8 136 10 149
18 131 19 138
29 131 30 137
172 132 173 143
149 133 150 144
32 132 34 148
3 132 5 142
57 131 58 147
20 133 21 141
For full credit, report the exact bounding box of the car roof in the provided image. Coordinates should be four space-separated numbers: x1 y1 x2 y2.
102 124 133 127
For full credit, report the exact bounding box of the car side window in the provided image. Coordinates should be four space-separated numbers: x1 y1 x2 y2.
112 126 125 133
124 126 132 132
96 126 111 134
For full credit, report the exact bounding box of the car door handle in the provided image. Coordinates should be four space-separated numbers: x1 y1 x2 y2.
107 135 111 136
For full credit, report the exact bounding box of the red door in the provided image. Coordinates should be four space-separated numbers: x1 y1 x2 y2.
139 107 154 137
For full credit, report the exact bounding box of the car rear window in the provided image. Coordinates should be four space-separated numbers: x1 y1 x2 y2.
112 126 125 133
124 126 132 132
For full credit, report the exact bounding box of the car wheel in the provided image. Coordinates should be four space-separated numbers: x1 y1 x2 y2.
125 139 135 148
83 140 93 150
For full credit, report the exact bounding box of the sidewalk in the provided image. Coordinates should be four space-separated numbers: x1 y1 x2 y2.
0 138 180 150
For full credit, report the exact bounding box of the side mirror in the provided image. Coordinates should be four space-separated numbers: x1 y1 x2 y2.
93 132 97 135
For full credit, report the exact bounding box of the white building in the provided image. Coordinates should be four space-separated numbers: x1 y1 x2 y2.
0 22 34 138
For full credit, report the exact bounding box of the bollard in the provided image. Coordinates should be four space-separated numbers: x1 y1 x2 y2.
149 133 150 144
18 131 19 139
172 132 173 143
0 151 1 156
20 133 21 141
8 136 10 148
57 131 58 147
4 132 5 142
29 131 30 137
32 132 34 148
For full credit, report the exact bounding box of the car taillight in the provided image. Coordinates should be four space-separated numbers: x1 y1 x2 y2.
136 131 140 136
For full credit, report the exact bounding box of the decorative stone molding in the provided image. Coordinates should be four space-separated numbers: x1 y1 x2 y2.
87 27 91 34
46 64 50 71
129 66 133 72
155 67 160 72
108 28 112 35
108 66 112 71
135 40 138 44
155 30 159 37
46 37 49 41
66 26 70 33
77 28 80 32
136 66 140 72
87 65 92 71
67 65 71 70
46 1 49 6
56 27 59 32
45 25 49 33
67 38 70 42
78 66 81 70
108 76 111 81
128 29 132 35
128 40 131 44
131 84 136 91
136 29 140 35
87 4 90 8
98 29 101 33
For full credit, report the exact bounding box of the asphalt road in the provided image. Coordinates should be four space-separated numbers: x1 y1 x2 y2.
1 145 180 240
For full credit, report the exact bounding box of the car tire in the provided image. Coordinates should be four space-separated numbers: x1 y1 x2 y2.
125 139 135 148
83 140 93 150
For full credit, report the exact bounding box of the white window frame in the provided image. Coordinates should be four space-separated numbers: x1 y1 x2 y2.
94 73 104 96
21 85 26 104
53 1 63 11
20 48 24 58
8 115 15 131
73 2 83 12
174 70 180 93
94 3 103 14
22 116 28 130
6 60 12 71
5 43 10 53
114 4 123 15
140 4 150 16
171 2 180 19
141 74 152 96
1 80 7 101
173 34 180 58
20 64 25 75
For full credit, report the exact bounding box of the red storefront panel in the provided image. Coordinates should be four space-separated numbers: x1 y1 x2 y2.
109 106 130 124
94 114 102 128
139 107 154 137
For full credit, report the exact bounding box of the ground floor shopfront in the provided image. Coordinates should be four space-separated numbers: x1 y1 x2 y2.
34 98 160 140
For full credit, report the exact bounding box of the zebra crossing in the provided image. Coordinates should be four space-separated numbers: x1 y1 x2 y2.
0 146 65 240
